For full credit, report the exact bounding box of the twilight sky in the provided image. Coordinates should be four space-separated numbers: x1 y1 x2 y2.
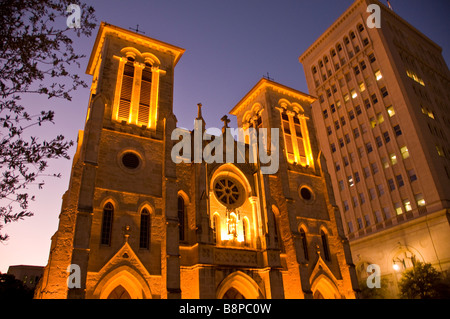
1 0 449 273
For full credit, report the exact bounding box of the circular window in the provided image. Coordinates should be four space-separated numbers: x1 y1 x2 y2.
299 186 314 202
213 177 245 208
121 152 140 169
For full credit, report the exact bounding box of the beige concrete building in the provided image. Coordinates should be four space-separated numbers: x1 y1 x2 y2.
34 23 359 299
299 0 450 297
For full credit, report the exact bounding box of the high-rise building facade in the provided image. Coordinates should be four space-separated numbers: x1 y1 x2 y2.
300 0 450 297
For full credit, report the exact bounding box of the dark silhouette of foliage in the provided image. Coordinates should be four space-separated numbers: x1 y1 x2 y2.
0 0 97 240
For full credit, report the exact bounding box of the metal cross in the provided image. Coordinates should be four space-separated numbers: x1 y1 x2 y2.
129 24 145 34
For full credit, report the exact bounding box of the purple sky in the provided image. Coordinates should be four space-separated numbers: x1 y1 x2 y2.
1 0 449 273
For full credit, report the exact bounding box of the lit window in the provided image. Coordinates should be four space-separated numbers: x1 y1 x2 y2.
375 70 383 81
377 113 384 124
400 146 410 159
348 175 354 187
406 70 425 86
415 194 426 207
436 145 445 157
403 199 412 212
351 89 358 99
387 106 395 117
344 93 350 102
382 157 389 169
359 82 366 92
395 203 403 215
390 153 398 165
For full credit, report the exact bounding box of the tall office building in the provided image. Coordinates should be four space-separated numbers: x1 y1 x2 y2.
300 0 450 297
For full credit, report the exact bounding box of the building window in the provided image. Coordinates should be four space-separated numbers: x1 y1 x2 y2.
376 136 383 148
357 218 363 230
339 180 345 191
323 109 329 119
331 143 336 153
387 105 396 117
383 132 391 143
369 53 376 63
364 98 371 109
359 193 366 204
355 172 361 183
139 208 150 249
360 61 367 70
349 110 355 120
377 184 385 196
396 174 405 188
354 66 360 75
371 162 379 174
327 126 332 136
390 153 398 165
243 218 250 245
353 128 360 138
212 214 220 244
371 94 378 104
400 146 410 159
343 201 349 212
321 230 331 261
178 196 186 241
345 134 351 144
101 203 114 246
300 228 309 261
353 196 359 207
343 156 349 166
363 38 370 46
348 222 354 234
375 70 382 81
366 142 373 154
388 178 396 191
380 86 389 98
369 188 376 200
335 121 341 130
364 166 371 178
406 70 425 86
415 194 426 207
118 58 135 121
375 211 383 224
138 64 152 125
436 145 445 157
394 125 403 136
382 157 390 169
348 175 354 187
403 199 412 212
359 82 366 92
364 215 371 226
395 202 403 216
408 169 417 182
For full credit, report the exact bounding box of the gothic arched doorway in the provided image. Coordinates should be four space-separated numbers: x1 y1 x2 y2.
107 285 131 299
222 287 245 299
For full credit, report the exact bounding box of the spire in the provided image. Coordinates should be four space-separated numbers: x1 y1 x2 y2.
221 115 231 134
196 103 203 120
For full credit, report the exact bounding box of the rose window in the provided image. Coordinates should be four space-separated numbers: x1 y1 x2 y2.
213 177 244 208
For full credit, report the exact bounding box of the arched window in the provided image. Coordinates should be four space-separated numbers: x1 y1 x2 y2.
118 57 135 121
178 196 185 242
101 203 114 246
213 214 221 244
321 230 331 261
300 228 309 261
138 63 152 125
242 218 250 245
271 209 284 252
139 208 150 249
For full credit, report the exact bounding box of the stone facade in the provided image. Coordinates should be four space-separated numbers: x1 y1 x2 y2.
35 23 358 299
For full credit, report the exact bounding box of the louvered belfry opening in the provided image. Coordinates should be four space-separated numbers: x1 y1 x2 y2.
138 63 152 125
118 57 135 121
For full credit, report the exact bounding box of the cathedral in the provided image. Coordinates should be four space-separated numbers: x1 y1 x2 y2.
34 22 359 299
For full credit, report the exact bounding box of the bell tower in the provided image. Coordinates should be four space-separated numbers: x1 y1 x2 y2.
36 22 185 299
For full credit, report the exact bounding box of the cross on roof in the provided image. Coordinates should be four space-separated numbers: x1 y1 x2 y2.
263 72 274 81
129 24 145 34
221 115 231 128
